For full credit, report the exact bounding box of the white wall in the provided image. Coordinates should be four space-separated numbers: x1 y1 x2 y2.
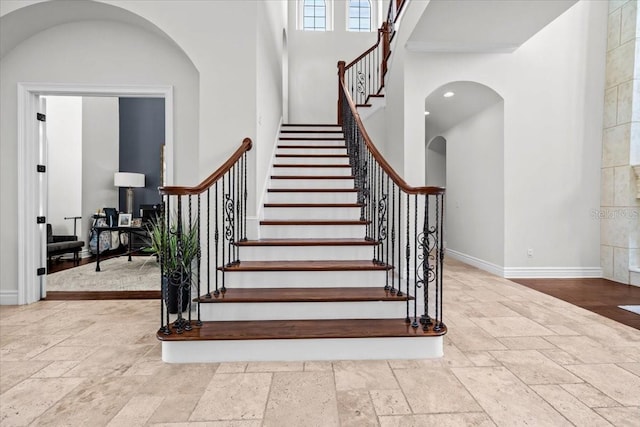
444 102 504 267
426 138 446 188
44 96 83 238
362 106 388 156
287 0 378 123
0 18 199 295
399 0 607 273
81 97 120 248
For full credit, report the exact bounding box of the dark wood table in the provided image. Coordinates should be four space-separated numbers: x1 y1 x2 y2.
94 226 146 271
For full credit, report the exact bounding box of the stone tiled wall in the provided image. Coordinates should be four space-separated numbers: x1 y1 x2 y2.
601 0 640 285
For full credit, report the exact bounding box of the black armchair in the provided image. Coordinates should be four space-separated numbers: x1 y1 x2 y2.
47 223 84 266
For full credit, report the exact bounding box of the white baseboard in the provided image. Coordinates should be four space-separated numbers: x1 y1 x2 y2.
445 249 603 279
0 290 19 305
503 267 603 279
445 249 504 277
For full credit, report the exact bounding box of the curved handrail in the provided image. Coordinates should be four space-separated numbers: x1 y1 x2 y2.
159 138 253 196
339 78 444 196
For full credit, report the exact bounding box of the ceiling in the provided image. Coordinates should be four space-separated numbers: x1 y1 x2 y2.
424 81 502 138
407 0 578 53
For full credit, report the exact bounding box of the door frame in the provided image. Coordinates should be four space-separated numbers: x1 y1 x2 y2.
17 83 174 304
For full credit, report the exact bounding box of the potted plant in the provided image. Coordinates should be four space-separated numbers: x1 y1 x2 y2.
145 215 199 314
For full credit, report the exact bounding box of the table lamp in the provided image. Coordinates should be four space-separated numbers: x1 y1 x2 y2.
114 172 145 214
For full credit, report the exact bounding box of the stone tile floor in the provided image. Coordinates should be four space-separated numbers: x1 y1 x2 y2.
1 259 639 426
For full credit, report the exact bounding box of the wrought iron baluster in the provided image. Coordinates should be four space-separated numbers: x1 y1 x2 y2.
221 176 226 294
206 188 211 298
404 193 410 323
434 193 445 332
175 195 185 333
185 196 193 331
214 183 220 297
160 198 170 335
243 151 248 241
412 194 418 329
196 194 202 326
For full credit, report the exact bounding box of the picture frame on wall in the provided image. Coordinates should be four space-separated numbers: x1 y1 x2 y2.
118 213 132 227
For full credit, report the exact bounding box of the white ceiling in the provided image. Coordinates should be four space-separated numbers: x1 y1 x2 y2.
424 81 502 137
407 0 578 53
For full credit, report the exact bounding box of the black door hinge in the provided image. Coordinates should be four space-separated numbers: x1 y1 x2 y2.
37 267 46 276
37 216 46 224
37 113 46 122
37 165 46 173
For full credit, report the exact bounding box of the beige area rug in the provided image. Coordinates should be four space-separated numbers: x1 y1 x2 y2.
47 256 161 291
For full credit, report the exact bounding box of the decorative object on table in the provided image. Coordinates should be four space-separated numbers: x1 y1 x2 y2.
118 213 132 227
145 214 199 314
114 172 145 214
131 218 143 227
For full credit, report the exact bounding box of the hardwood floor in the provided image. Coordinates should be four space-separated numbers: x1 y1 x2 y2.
513 278 640 330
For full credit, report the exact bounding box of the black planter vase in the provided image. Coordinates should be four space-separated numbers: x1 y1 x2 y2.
163 272 190 314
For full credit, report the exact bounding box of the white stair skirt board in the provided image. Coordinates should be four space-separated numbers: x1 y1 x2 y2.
277 147 347 155
267 191 358 204
222 269 388 288
618 305 640 315
263 206 362 221
162 336 443 363
279 140 347 147
200 300 407 321
259 223 365 239
275 156 349 165
239 245 373 261
270 178 354 189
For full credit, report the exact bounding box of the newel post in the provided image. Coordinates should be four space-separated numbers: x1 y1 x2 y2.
337 60 346 126
381 22 390 88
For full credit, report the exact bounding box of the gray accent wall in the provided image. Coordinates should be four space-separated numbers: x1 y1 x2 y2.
118 97 165 216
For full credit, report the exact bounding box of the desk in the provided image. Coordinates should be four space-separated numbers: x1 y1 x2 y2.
94 226 146 272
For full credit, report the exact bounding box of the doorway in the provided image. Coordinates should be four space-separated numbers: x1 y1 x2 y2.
17 83 174 304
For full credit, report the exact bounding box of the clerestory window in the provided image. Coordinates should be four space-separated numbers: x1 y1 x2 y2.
303 0 327 31
348 0 372 32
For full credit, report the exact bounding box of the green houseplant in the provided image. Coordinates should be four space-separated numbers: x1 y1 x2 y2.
145 215 199 314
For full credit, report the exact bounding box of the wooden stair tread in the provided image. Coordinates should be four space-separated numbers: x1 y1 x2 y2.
280 130 344 134
236 238 376 247
277 145 346 149
220 260 391 272
282 124 341 127
280 137 345 141
260 219 367 225
157 318 446 341
268 188 358 193
264 203 362 208
273 164 351 168
196 287 412 303
276 154 348 158
270 175 354 179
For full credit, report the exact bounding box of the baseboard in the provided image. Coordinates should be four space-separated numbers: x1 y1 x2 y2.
0 289 19 305
445 249 504 277
503 267 603 279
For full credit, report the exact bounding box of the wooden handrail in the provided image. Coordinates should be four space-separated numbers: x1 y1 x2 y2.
159 138 253 196
345 30 383 70
339 78 444 196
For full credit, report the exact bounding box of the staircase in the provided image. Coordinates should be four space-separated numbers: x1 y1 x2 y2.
157 125 446 363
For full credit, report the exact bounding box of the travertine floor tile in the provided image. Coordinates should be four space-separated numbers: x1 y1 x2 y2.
31 344 99 361
216 362 247 373
594 407 640 427
617 362 640 377
304 361 333 371
497 336 557 350
31 360 79 378
147 393 200 424
452 366 572 426
395 367 481 413
538 348 585 365
489 350 582 385
530 384 612 426
369 389 411 415
334 360 398 391
0 377 84 426
62 344 154 377
263 371 338 427
565 364 640 406
378 412 496 427
560 383 623 408
149 421 261 427
336 390 378 427
245 361 303 372
190 373 272 421
545 336 637 364
0 334 70 360
446 326 508 351
107 395 164 426
0 360 50 393
142 363 218 396
471 317 555 337
463 351 501 367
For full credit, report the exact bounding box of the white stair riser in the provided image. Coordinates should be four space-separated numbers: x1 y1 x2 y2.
200 301 408 321
280 132 343 138
260 224 365 239
279 140 346 147
263 206 361 220
275 156 349 165
266 192 358 204
277 147 347 155
239 245 373 261
270 178 354 189
162 336 443 363
222 269 387 287
281 127 342 133
272 166 352 176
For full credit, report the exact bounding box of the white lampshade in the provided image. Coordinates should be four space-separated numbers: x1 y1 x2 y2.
114 172 145 188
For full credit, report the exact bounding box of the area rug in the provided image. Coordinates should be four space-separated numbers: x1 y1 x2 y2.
618 305 640 315
47 256 161 291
